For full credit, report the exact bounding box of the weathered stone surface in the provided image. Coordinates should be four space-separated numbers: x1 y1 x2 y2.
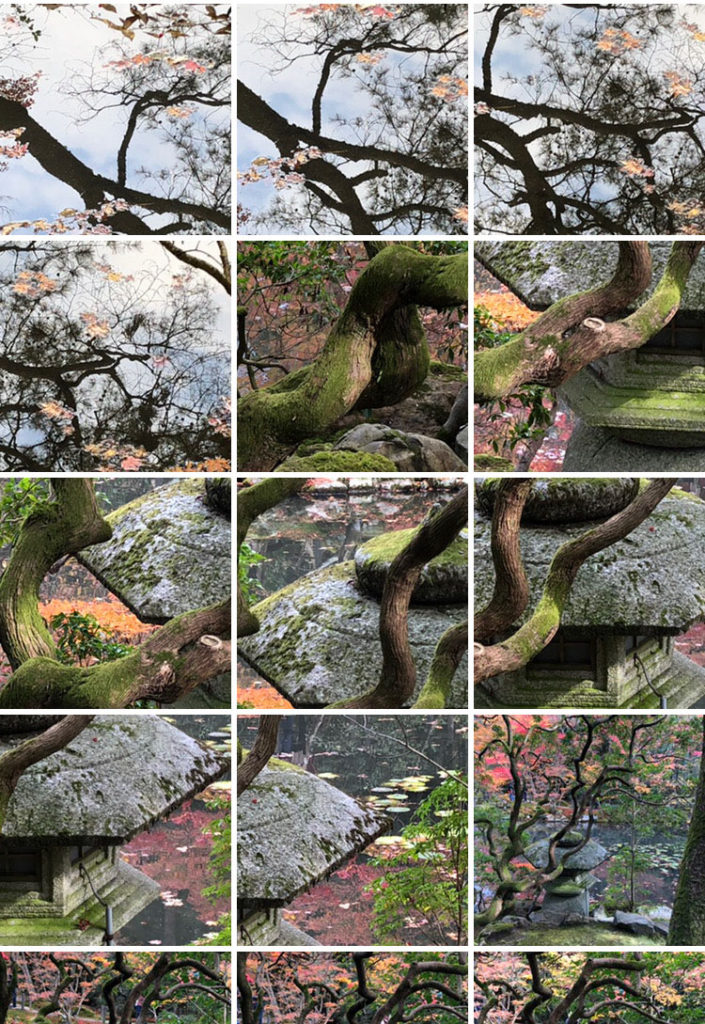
476 478 639 524
238 561 468 707
564 422 705 472
79 479 230 624
561 367 705 447
334 424 467 471
354 528 468 604
614 911 657 936
2 716 226 843
474 488 705 634
475 242 705 312
237 762 389 906
525 836 608 872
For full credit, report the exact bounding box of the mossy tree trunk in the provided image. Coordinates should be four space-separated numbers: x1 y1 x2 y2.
0 480 111 670
0 480 231 708
668 717 705 944
474 479 676 684
474 241 703 402
238 245 468 470
237 478 309 636
332 487 468 709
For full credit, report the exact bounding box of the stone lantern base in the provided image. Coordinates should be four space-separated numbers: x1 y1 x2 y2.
475 640 705 710
237 907 320 947
0 860 158 945
563 422 705 473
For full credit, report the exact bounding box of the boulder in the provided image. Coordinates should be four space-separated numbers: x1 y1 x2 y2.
334 424 466 471
355 528 468 604
614 911 657 937
238 561 468 707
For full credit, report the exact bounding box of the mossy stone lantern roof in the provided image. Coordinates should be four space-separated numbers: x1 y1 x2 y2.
238 760 390 909
475 241 705 313
0 716 226 845
474 480 705 636
78 479 230 624
239 527 468 707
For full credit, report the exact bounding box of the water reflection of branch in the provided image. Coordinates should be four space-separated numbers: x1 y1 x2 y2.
341 714 467 789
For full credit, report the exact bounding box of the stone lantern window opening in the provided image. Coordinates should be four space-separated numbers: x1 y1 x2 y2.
640 312 705 357
69 844 107 867
530 634 596 672
0 846 42 886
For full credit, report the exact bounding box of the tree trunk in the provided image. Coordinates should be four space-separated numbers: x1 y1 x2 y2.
237 245 468 470
237 716 281 796
475 479 676 683
0 480 111 670
474 479 532 644
669 717 705 943
333 487 468 708
0 717 92 827
474 241 703 401
236 954 255 1024
414 621 468 709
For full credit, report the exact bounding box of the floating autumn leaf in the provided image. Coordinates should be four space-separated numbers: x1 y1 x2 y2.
596 27 641 54
454 205 469 224
12 270 58 297
619 158 655 179
356 52 383 65
80 312 111 338
519 5 547 17
39 400 74 421
166 105 195 119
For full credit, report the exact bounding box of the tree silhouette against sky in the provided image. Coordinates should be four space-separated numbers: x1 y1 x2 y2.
238 3 468 235
475 3 705 235
0 5 230 234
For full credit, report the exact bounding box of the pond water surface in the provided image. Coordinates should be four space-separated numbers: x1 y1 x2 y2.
115 715 230 945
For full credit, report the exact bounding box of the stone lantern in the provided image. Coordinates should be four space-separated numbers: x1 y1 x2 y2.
474 479 705 708
238 526 468 707
525 831 608 924
237 759 390 945
0 715 226 944
475 241 705 471
79 478 231 707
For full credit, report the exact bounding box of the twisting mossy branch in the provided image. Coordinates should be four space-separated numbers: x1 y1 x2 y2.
238 244 468 470
474 479 677 684
475 241 703 402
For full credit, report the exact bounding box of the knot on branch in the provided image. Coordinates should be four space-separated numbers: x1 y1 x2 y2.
199 635 223 649
583 316 606 332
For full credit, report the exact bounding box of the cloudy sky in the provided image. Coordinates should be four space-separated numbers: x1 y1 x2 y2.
0 5 227 230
